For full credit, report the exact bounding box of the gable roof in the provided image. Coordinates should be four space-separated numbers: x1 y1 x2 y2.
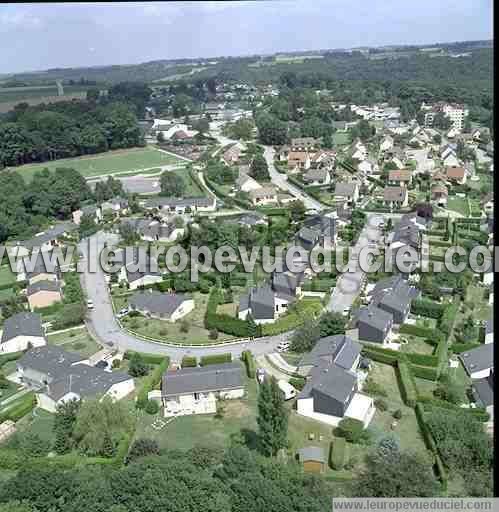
27 280 62 297
162 362 243 397
459 343 494 375
1 313 44 343
128 290 188 317
388 169 412 181
334 182 358 197
299 335 361 370
445 165 465 179
471 373 494 407
17 223 77 251
383 186 407 202
358 306 392 332
17 345 85 379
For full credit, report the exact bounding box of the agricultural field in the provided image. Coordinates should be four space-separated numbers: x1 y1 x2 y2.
8 147 187 182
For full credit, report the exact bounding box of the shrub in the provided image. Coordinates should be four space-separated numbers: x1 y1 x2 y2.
145 399 160 415
335 418 365 443
405 352 438 367
128 352 149 377
362 377 388 397
289 377 306 391
125 438 160 464
330 438 347 470
199 353 232 366
111 359 121 369
124 351 165 365
397 361 417 407
374 398 388 412
204 288 250 337
241 350 256 378
180 321 190 333
209 329 219 340
411 299 445 319
181 356 197 368
393 409 403 419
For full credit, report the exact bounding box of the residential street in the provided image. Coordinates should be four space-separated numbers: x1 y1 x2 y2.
78 232 292 364
327 213 384 313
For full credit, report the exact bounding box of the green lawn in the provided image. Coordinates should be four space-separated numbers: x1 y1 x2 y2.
0 266 15 287
7 147 186 182
332 132 351 147
367 363 427 453
399 335 435 355
0 288 15 301
121 292 237 345
47 326 101 358
12 408 56 446
446 197 470 216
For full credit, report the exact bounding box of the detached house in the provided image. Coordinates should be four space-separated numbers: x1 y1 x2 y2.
0 312 47 354
357 306 393 344
471 372 494 421
334 182 359 206
445 165 467 185
27 281 63 311
383 187 408 208
9 223 77 258
17 345 134 413
120 218 184 243
287 151 311 171
128 290 194 322
296 215 337 251
101 197 129 217
296 335 375 427
459 343 494 380
141 196 216 215
236 173 262 193
72 205 102 226
388 169 412 187
290 137 319 151
160 362 244 417
303 168 331 186
431 184 448 206
249 186 278 206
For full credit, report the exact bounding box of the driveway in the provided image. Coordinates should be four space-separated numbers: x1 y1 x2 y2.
263 146 323 211
327 213 384 313
78 232 291 363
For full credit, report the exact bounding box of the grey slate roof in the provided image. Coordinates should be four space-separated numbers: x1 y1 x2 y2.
141 196 215 209
299 335 361 371
298 446 326 463
121 218 175 240
27 280 62 297
459 344 494 375
334 182 357 197
383 186 407 202
17 345 84 380
1 313 44 343
375 291 410 315
471 373 494 407
357 306 393 332
22 251 60 279
128 290 188 317
162 362 244 397
17 223 77 250
242 285 275 321
238 213 267 226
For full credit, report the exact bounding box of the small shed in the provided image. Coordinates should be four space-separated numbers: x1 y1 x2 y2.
297 446 326 474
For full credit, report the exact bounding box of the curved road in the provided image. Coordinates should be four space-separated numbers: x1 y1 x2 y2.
78 232 290 363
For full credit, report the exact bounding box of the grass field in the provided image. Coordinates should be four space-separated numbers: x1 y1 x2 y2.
0 265 16 288
8 147 186 182
332 132 351 147
446 197 470 216
47 326 100 357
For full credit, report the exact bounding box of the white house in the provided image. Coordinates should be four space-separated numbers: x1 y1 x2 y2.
0 313 47 354
128 290 194 323
236 174 262 193
380 135 394 152
16 345 135 413
160 363 244 417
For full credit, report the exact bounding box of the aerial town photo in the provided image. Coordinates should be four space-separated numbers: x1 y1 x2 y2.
0 1 494 509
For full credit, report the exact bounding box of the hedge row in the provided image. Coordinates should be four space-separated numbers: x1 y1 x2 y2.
289 377 306 391
429 239 452 248
302 278 336 292
181 356 197 368
0 351 24 369
410 364 439 381
405 352 438 368
361 346 398 366
136 357 170 408
410 299 445 320
438 300 459 335
241 350 256 378
204 288 251 337
419 398 490 422
124 351 166 365
200 353 232 366
399 323 440 341
330 438 347 470
397 361 418 407
0 392 36 423
450 342 481 354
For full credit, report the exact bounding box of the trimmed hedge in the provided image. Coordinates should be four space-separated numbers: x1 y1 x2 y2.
200 353 232 366
181 356 197 368
241 350 256 378
410 364 439 381
330 438 347 470
289 376 306 391
399 323 440 341
124 351 166 365
405 352 438 368
397 361 417 407
0 351 24 369
136 357 170 408
0 392 36 423
450 342 481 354
438 300 459 335
361 347 398 366
205 288 250 337
410 299 445 320
419 398 490 422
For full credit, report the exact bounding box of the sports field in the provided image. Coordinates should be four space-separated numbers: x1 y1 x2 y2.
8 146 187 182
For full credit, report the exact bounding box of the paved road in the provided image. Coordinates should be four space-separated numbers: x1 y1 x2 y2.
78 232 291 363
328 213 384 313
263 146 324 211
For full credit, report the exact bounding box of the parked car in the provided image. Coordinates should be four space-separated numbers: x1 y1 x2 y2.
276 341 290 352
256 368 265 384
277 380 297 400
87 299 94 310
117 308 129 319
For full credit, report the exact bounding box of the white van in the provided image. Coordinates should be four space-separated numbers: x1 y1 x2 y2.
276 341 290 353
278 380 297 400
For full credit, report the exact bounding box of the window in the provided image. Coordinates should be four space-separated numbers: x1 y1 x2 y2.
194 392 200 401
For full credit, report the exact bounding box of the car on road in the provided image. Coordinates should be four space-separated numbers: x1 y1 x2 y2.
87 299 94 310
117 308 129 319
342 306 351 317
276 341 290 352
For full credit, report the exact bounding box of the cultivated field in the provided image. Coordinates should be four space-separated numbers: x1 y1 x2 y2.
8 147 187 181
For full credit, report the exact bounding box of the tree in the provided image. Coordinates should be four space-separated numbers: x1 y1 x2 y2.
257 376 288 457
145 399 160 415
125 438 160 464
78 213 98 239
353 449 440 497
249 154 269 181
255 113 287 145
289 200 306 223
101 432 116 458
0 297 25 319
86 89 100 103
318 312 346 337
128 352 149 377
432 133 442 144
160 172 185 197
156 131 165 143
18 432 50 457
118 222 140 245
290 317 321 353
246 313 259 339
53 398 80 455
